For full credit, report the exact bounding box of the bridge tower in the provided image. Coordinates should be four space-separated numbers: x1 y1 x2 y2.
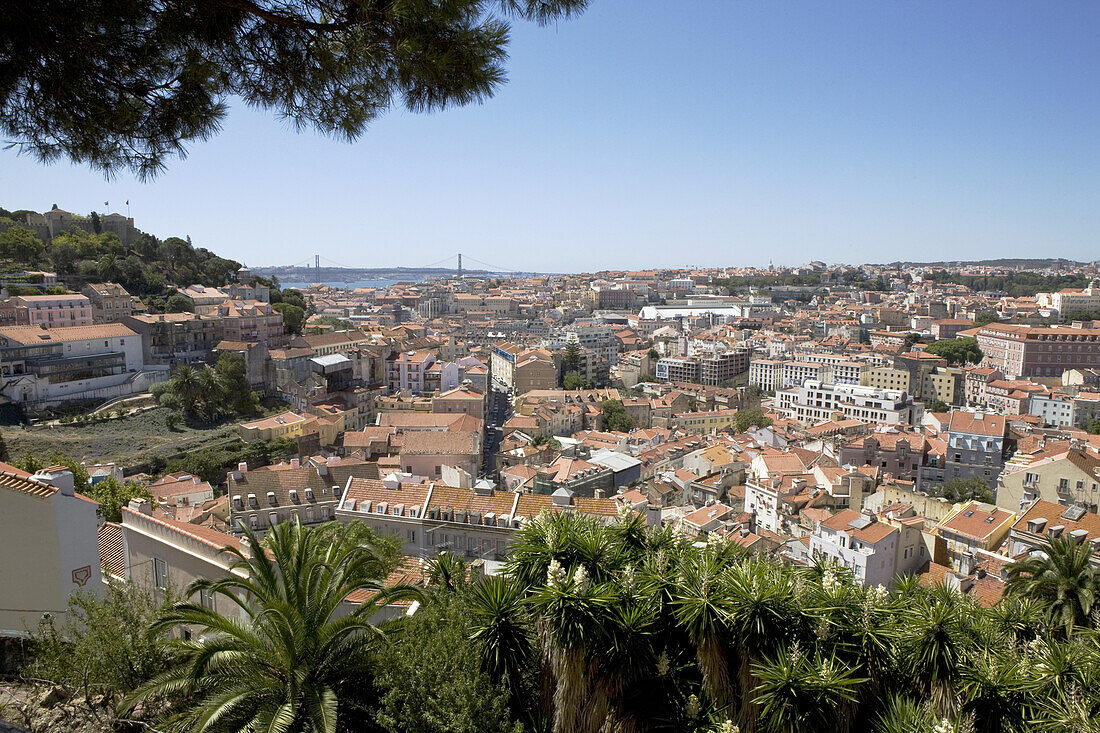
457 253 462 278
315 254 320 280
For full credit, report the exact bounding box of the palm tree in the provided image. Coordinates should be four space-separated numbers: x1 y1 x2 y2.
168 363 201 415
1006 536 1097 639
123 521 419 733
424 551 468 593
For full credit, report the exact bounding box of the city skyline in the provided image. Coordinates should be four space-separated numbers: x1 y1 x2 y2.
3 1 1099 270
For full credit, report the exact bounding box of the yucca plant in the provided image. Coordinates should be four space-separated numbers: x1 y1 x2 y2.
752 646 866 733
725 560 804 732
468 574 533 696
672 548 737 712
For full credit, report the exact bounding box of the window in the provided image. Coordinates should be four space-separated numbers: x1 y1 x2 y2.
199 588 216 611
249 515 258 530
153 557 168 590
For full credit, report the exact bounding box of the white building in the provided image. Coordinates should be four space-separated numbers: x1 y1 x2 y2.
0 467 102 637
776 379 923 427
1028 393 1076 428
748 359 785 392
808 509 899 588
781 361 833 389
0 323 157 407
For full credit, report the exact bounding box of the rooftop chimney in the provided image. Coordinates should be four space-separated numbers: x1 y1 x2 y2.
128 498 152 515
32 467 75 496
238 462 248 473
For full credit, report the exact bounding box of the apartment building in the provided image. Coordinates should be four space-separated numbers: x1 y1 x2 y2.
515 351 558 393
1004 500 1100 565
226 458 375 535
776 380 923 426
112 501 247 620
0 293 93 327
81 283 133 323
976 322 1100 378
122 312 223 366
1036 281 1100 318
215 300 287 347
564 324 620 366
0 323 150 406
748 359 784 392
181 284 230 314
919 411 1006 491
674 408 740 434
1029 393 1076 428
782 361 833 389
808 509 900 588
997 448 1100 513
336 475 618 558
432 385 487 422
934 501 1015 569
839 429 929 482
387 350 437 394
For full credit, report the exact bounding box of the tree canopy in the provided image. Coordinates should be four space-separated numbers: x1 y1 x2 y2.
600 399 635 432
923 337 983 366
2 0 588 179
734 407 773 433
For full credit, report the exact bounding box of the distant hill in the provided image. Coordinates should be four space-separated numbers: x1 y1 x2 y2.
0 205 242 297
881 258 1090 269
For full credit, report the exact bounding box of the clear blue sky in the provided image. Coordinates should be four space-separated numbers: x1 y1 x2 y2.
2 1 1099 272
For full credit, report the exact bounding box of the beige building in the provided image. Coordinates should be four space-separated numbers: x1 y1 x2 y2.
514 353 557 393
110 501 247 621
432 385 487 422
0 467 102 636
238 410 318 442
997 448 1100 513
226 458 375 535
82 282 134 323
935 501 1015 568
336 475 618 559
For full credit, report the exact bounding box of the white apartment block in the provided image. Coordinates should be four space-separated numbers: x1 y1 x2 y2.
781 361 833 389
776 379 923 426
748 359 784 392
1028 393 1076 428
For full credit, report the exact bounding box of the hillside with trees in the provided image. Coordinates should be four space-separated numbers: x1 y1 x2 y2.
0 205 240 296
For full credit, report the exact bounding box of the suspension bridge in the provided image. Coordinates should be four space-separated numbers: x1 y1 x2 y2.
251 253 537 285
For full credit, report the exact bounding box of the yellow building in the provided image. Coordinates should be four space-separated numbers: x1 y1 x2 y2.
238 410 317 442
675 409 740 434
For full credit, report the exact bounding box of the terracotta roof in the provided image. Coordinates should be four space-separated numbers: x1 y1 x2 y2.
0 471 57 498
948 411 1006 437
99 522 125 577
939 501 1014 541
229 461 377 507
1012 499 1100 540
821 509 898 543
122 506 242 552
0 322 137 344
